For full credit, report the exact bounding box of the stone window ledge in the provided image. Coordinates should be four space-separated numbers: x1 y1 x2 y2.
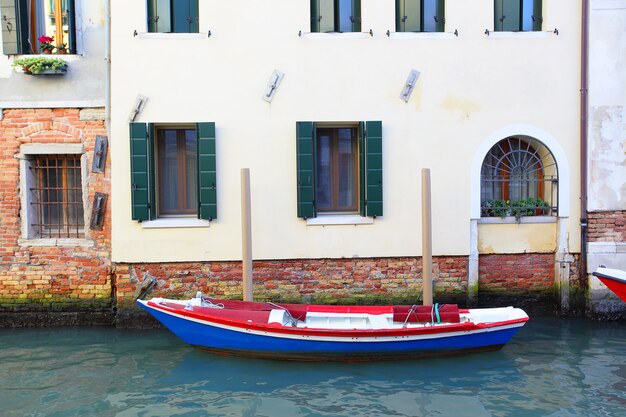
307 214 374 226
141 218 210 229
18 238 94 247
478 216 557 224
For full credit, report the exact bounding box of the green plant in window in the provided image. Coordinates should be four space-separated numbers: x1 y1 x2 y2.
510 199 526 221
527 197 551 215
12 57 67 74
492 199 509 218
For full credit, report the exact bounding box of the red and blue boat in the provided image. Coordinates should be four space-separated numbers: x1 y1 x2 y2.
137 294 528 361
593 267 626 302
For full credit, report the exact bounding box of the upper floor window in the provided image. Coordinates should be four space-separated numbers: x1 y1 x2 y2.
310 0 361 33
1 0 76 55
494 0 542 32
130 122 217 222
396 0 445 33
147 0 199 33
296 121 382 220
480 136 557 219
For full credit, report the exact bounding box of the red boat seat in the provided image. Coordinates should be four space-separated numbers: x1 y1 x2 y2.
392 304 460 323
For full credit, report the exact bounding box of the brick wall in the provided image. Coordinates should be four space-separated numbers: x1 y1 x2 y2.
478 253 555 293
587 211 626 242
0 108 111 320
115 256 469 308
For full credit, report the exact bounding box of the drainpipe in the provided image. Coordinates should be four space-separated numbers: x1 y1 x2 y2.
105 0 111 139
580 0 589 293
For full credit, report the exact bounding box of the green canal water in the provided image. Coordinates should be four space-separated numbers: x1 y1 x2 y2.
0 317 624 417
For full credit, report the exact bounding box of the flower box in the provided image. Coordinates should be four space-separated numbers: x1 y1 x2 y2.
12 57 68 76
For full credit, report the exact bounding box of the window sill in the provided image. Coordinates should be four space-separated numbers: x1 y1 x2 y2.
485 31 554 39
141 218 210 229
299 32 372 40
478 216 557 224
306 214 374 226
387 32 456 40
18 238 94 247
136 32 207 40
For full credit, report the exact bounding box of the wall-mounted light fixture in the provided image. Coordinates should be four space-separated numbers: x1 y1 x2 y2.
90 192 108 230
91 135 108 173
400 69 420 103
263 70 284 103
129 94 147 122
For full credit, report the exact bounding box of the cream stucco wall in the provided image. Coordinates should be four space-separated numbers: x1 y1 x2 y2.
110 0 582 263
478 221 557 254
0 0 106 107
588 0 626 212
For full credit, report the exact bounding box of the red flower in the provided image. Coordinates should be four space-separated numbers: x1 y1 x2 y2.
37 35 54 44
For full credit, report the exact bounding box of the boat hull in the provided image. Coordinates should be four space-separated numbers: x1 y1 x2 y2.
594 267 626 303
138 300 526 361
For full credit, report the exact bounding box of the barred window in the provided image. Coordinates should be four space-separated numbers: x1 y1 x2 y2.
30 155 84 238
481 136 557 219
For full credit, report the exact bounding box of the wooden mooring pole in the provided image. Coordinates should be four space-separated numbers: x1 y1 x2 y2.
422 168 433 306
241 168 253 301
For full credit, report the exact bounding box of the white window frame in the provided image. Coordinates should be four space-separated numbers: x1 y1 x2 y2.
17 143 92 246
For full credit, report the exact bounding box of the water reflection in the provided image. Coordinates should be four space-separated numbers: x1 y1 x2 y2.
0 318 625 417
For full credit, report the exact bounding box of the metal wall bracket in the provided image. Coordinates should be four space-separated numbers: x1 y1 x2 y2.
90 192 108 230
92 135 108 173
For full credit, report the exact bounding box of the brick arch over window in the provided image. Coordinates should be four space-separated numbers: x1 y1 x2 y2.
20 124 83 141
470 125 570 219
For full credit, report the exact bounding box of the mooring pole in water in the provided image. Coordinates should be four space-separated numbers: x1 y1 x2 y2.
241 168 253 302
422 168 433 306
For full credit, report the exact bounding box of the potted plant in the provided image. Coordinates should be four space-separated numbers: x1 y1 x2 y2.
56 43 68 54
492 199 509 218
12 57 68 75
37 35 55 54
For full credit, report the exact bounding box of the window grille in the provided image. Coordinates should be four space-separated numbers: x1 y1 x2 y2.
481 136 558 218
30 155 84 238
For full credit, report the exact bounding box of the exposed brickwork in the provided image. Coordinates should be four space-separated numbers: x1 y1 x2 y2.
0 108 111 313
478 253 555 293
587 211 626 242
116 256 469 308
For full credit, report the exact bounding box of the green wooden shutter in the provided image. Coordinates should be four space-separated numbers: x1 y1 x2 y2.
172 0 197 33
494 0 503 31
532 0 542 31
148 0 171 33
364 121 383 217
296 122 316 219
67 0 76 53
1 0 19 54
395 0 403 32
358 122 366 216
147 0 157 32
1 0 27 54
310 0 319 32
189 0 199 33
130 123 152 221
502 0 520 31
435 0 445 32
197 122 217 221
351 0 361 32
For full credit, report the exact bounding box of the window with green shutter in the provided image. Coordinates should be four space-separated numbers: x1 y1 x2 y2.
1 0 77 55
310 0 361 33
396 0 445 33
494 0 542 32
296 121 383 220
129 122 216 222
147 0 199 33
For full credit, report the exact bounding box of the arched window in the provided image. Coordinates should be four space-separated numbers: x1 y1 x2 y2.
481 136 557 218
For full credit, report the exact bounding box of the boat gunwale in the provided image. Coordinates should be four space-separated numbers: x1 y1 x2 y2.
142 300 529 338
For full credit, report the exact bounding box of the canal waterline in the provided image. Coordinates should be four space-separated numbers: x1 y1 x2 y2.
0 317 624 417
